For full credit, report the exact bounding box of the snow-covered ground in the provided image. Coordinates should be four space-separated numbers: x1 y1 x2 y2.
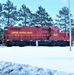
0 61 47 75
0 61 72 75
0 46 74 74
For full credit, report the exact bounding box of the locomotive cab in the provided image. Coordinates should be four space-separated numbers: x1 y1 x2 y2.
49 26 69 46
49 26 60 40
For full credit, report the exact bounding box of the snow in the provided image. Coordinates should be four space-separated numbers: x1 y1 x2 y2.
0 46 74 74
0 61 72 75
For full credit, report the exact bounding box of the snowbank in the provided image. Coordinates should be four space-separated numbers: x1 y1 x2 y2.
0 61 74 75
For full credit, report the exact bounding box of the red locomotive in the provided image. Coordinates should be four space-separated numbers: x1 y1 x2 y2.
3 26 69 46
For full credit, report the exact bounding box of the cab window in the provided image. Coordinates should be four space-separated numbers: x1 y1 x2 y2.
54 30 58 33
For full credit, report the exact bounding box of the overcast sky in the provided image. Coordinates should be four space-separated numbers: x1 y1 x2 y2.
0 0 74 21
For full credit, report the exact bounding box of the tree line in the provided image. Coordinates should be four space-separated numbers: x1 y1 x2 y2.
0 0 53 27
0 0 74 34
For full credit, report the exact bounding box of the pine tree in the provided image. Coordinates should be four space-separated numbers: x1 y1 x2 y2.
2 0 18 26
35 6 53 26
18 4 31 26
0 3 2 29
55 6 74 32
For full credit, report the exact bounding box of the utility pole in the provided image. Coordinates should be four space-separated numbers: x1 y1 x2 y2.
68 0 72 51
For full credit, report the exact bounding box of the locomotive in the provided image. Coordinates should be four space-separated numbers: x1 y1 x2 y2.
3 25 69 46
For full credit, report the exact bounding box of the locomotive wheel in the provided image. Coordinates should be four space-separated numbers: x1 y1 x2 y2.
32 43 35 46
28 42 35 46
62 41 67 46
6 41 12 47
19 41 27 46
51 41 57 46
57 41 67 46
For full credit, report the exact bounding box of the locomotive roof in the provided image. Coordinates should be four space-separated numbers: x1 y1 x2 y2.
49 26 60 30
4 26 60 30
